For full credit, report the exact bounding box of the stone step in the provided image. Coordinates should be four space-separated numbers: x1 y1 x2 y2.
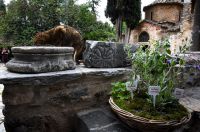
179 87 200 113
76 107 137 132
179 96 200 112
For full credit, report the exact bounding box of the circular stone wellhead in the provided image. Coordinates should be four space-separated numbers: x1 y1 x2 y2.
6 46 76 73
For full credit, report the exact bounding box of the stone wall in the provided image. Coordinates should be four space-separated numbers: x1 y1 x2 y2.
169 21 192 53
129 18 192 53
145 4 183 23
129 21 163 43
0 67 131 132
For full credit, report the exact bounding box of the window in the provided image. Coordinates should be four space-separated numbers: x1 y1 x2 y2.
151 12 153 20
139 31 150 42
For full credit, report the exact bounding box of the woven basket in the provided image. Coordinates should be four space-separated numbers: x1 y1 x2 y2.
109 97 191 132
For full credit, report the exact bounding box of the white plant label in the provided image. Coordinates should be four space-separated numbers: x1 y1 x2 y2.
133 75 140 89
174 88 184 99
148 86 161 107
148 86 161 96
126 81 137 99
126 82 137 91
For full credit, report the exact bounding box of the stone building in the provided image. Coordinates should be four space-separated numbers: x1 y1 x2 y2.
191 0 200 51
129 0 192 53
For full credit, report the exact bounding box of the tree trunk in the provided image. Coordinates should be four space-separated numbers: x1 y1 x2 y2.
191 0 200 51
115 19 119 41
116 16 122 42
125 27 131 44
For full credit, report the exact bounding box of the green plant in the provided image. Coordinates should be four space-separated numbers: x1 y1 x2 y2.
105 0 141 42
111 39 189 121
126 39 187 105
111 82 130 100
0 0 115 46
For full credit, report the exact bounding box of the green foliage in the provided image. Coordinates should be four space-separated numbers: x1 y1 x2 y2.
87 0 100 16
124 0 141 29
111 39 189 120
0 0 61 45
28 0 61 30
61 1 114 41
0 0 6 15
84 22 115 41
126 39 186 105
128 39 184 100
111 82 130 100
0 0 115 46
105 0 141 41
105 0 118 24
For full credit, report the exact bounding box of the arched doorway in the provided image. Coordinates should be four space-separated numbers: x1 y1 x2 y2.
139 31 150 42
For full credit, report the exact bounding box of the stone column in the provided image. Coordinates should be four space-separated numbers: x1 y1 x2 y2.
191 0 200 51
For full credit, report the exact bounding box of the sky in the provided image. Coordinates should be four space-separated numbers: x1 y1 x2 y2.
4 0 155 23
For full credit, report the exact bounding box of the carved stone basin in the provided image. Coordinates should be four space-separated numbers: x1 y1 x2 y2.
6 46 76 73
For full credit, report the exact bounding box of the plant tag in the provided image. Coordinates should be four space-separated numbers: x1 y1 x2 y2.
133 75 140 89
174 88 184 99
148 86 160 108
148 86 161 96
126 82 137 91
126 81 136 99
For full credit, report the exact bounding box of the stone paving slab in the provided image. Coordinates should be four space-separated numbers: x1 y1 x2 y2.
180 97 200 112
79 110 116 128
76 108 137 132
91 123 133 132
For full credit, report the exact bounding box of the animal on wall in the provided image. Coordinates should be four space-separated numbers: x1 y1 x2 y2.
33 25 84 64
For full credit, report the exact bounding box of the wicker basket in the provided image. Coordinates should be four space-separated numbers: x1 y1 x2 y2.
109 97 191 132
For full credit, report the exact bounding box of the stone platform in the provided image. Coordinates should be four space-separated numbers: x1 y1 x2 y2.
0 66 131 132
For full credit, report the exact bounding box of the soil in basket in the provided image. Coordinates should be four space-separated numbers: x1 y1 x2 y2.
114 94 188 121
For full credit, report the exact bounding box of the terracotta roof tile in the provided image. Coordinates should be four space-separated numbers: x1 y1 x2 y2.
137 20 180 32
144 0 183 11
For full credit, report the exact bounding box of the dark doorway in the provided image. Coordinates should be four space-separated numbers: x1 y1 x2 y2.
139 31 150 42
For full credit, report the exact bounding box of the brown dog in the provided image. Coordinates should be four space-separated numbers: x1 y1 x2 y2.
34 25 84 64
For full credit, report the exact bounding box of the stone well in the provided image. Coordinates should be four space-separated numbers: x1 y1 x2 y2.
6 46 76 73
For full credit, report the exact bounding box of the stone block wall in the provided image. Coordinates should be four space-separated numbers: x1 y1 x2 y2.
145 4 183 23
129 21 163 43
178 66 200 89
176 53 200 89
0 67 131 132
